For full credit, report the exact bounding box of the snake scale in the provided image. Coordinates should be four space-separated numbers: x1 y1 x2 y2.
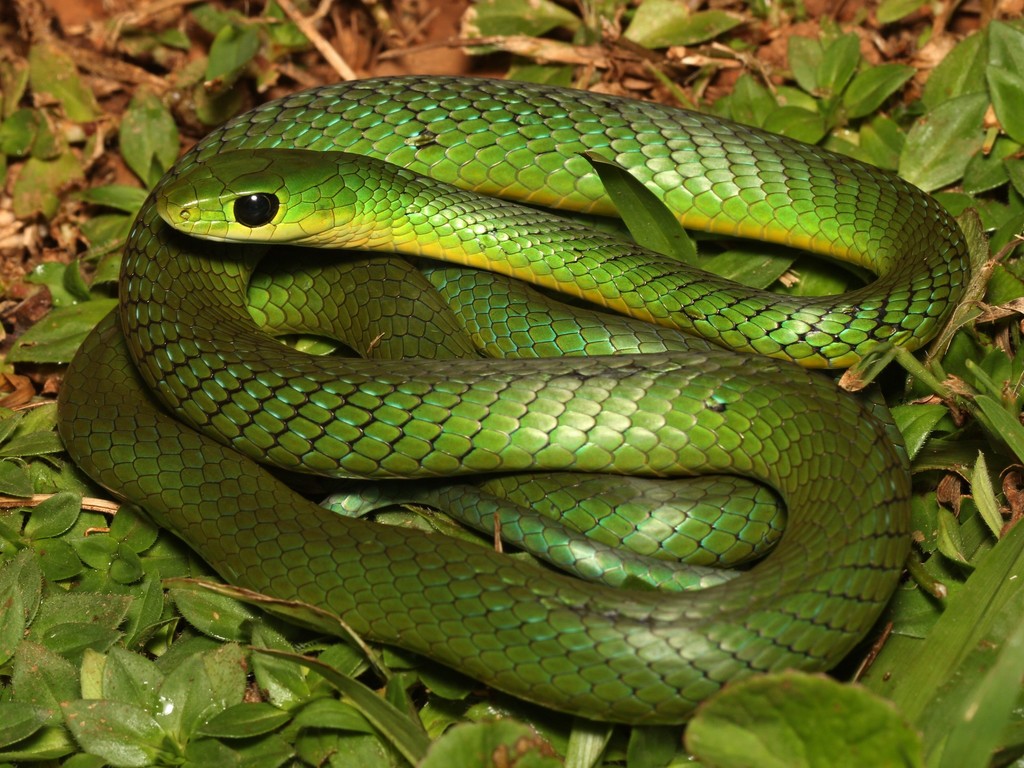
57 76 968 724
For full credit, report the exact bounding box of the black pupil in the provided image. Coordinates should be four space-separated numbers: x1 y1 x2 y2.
234 193 280 227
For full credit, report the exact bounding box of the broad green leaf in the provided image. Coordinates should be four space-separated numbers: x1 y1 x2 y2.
250 624 311 708
6 301 117 364
922 29 989 109
858 116 904 170
462 0 580 37
27 43 101 122
987 19 1024 73
817 33 861 97
0 725 75 762
77 185 148 214
625 3 742 49
725 74 777 128
862 517 1024 722
843 64 914 119
686 673 922 768
13 642 80 722
762 106 827 143
197 702 291 739
936 507 970 564
11 152 84 219
421 720 560 768
61 700 173 768
35 539 84 582
170 585 257 641
963 136 1020 194
102 647 164 712
975 394 1024 464
0 431 64 458
699 247 794 290
877 0 928 23
626 725 682 768
971 452 1003 539
119 90 179 188
290 698 374 734
788 36 822 94
256 649 431 765
930 617 1024 768
890 403 948 461
0 108 41 156
899 92 988 191
0 459 33 497
205 24 261 85
0 703 49 750
23 492 80 540
986 66 1024 144
584 153 697 264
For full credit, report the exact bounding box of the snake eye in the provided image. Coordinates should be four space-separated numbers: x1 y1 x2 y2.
233 193 280 227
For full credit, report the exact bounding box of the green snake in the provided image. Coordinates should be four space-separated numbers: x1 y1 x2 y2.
57 76 968 724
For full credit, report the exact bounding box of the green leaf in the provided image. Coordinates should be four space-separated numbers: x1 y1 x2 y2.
899 92 988 192
842 64 914 119
686 673 922 768
6 301 117 364
11 153 84 219
461 0 580 37
699 247 795 290
61 700 173 768
156 645 243 740
788 36 822 94
290 698 374 734
102 647 164 711
27 43 101 122
817 34 861 97
877 0 928 23
421 720 560 768
197 703 291 739
0 703 49 749
23 492 80 539
724 74 777 128
987 66 1024 144
76 185 148 214
205 24 261 85
962 136 1020 194
0 108 42 156
626 725 682 768
119 90 180 188
13 642 80 722
862 513 1024 725
170 585 257 642
256 649 431 765
251 624 310 708
936 507 971 565
0 459 34 497
763 106 827 143
922 29 989 109
584 152 697 264
927 606 1024 768
0 725 75 762
971 452 1003 539
974 394 1024 464
988 19 1024 73
625 3 742 49
0 431 64 458
890 403 948 461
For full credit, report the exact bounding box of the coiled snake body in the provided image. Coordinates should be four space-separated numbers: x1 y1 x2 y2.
58 76 967 723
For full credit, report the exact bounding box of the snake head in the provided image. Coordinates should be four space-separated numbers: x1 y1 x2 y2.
155 149 368 246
